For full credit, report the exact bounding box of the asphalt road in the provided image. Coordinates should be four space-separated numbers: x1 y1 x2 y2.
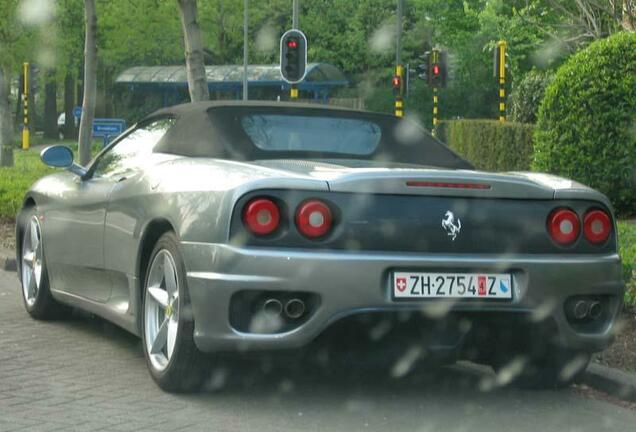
1 268 635 432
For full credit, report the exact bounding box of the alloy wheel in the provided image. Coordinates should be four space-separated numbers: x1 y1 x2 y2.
22 215 43 307
144 250 180 372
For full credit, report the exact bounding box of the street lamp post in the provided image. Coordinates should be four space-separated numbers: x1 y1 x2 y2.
243 0 248 100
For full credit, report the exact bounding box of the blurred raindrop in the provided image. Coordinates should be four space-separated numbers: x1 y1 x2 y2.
204 367 228 391
493 356 526 387
255 21 277 53
369 319 392 341
421 299 456 319
37 46 56 69
390 345 422 378
530 298 556 322
249 309 284 333
394 114 424 145
18 0 55 26
369 22 394 54
531 38 568 68
559 354 589 381
278 378 295 393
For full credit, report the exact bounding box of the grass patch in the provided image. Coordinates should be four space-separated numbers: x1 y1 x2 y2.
619 221 636 307
0 151 55 219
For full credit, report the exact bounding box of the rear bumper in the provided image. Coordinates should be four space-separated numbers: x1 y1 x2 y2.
181 242 624 354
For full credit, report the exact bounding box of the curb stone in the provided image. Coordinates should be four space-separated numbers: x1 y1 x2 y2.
583 362 636 402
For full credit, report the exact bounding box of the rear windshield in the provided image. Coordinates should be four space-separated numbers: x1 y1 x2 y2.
241 114 382 155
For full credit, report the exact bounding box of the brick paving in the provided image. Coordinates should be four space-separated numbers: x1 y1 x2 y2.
1 268 636 431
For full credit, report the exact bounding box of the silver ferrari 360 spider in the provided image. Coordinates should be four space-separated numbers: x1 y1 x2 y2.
17 101 624 391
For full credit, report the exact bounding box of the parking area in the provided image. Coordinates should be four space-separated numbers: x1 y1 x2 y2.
1 268 636 432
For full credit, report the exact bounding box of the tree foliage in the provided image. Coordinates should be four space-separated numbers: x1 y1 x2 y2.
509 69 554 123
533 31 636 215
0 0 634 133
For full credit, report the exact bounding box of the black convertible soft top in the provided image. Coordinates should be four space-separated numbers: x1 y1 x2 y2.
147 101 472 169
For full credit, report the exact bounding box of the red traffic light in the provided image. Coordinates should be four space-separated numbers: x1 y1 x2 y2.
392 75 401 87
432 64 440 75
287 39 298 49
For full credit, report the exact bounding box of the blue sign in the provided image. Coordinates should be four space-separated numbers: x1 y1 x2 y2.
73 106 83 119
92 118 126 147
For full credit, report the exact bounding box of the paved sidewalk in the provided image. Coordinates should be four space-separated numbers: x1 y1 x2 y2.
1 269 636 431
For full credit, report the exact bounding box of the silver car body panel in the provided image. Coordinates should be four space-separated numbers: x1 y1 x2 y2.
16 104 623 354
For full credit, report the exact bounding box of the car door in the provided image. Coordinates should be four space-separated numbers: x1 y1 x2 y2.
99 118 177 306
44 171 118 303
45 119 174 303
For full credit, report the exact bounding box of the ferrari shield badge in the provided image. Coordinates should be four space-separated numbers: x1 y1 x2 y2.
442 210 461 241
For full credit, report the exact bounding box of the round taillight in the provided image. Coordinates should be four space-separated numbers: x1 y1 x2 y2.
548 208 580 245
243 198 280 236
295 200 333 238
583 209 611 244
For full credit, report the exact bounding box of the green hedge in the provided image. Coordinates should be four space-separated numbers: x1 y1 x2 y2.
533 32 636 216
438 119 534 172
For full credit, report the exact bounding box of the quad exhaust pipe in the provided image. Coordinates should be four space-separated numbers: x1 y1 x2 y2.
263 298 283 316
262 298 306 319
284 298 306 319
588 301 602 320
566 299 603 322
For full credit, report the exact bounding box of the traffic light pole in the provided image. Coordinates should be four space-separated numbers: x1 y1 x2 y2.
290 1 299 100
22 62 30 151
432 86 438 137
394 0 403 117
394 65 403 118
497 40 507 123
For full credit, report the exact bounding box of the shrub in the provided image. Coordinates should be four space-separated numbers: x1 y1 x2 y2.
509 69 554 124
439 119 534 171
533 32 636 216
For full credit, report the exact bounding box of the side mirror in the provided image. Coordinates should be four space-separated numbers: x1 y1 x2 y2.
40 145 87 177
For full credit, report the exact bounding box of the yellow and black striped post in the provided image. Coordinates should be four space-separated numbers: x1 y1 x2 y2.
22 62 30 150
395 97 403 118
432 86 439 137
290 84 298 100
497 40 507 123
394 64 404 118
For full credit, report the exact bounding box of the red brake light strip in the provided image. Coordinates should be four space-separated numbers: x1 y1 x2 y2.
406 181 491 190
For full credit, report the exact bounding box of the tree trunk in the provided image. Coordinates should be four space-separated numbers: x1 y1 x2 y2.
0 68 14 167
43 70 58 140
64 72 77 139
14 74 22 131
622 0 636 31
78 0 97 166
177 0 209 102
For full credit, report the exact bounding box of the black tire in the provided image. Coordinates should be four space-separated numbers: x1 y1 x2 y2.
19 209 66 320
141 231 207 392
491 349 591 389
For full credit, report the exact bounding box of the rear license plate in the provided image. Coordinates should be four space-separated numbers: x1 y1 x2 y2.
392 272 512 299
